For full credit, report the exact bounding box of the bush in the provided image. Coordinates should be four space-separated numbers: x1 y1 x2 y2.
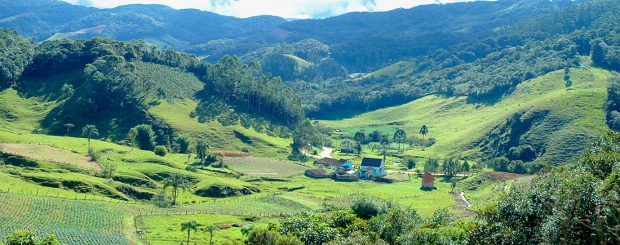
351 197 387 219
185 165 197 172
154 145 168 157
151 191 172 208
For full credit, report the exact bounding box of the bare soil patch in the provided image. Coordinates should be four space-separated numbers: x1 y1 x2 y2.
0 143 101 172
484 171 525 182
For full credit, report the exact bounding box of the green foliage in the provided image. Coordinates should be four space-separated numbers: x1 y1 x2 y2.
424 158 440 173
393 129 407 151
153 145 167 157
470 131 620 244
407 158 416 169
246 227 302 245
441 158 460 176
196 139 210 163
368 206 422 245
0 28 35 88
81 124 98 151
351 197 386 220
4 230 61 245
174 133 191 154
181 220 199 245
419 125 428 140
163 173 190 206
131 124 156 151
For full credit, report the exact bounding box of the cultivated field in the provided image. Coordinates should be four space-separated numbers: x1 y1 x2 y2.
0 143 101 172
224 157 310 177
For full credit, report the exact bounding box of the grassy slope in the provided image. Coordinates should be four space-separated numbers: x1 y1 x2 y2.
148 100 292 159
321 65 612 163
284 54 312 72
361 60 420 79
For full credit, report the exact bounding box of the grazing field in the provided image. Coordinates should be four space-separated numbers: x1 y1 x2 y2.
0 143 101 172
322 67 612 163
224 157 310 177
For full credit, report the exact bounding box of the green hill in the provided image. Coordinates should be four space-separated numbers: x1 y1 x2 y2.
321 63 612 167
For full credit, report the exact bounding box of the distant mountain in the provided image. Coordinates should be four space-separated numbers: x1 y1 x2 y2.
0 0 587 70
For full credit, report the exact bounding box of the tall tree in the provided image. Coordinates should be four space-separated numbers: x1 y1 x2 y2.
64 123 74 136
181 220 199 245
196 139 210 164
163 173 189 206
419 125 429 140
354 131 366 143
127 128 138 151
81 124 98 151
393 129 407 152
202 224 220 245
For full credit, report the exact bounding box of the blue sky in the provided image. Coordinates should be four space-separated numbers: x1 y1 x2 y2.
61 0 477 19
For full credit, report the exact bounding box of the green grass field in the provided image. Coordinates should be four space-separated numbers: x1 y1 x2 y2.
322 66 612 163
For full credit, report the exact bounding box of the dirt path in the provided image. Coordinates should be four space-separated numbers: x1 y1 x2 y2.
0 143 101 172
451 191 476 219
319 147 333 159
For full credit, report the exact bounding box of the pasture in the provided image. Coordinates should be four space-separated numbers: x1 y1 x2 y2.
224 157 311 177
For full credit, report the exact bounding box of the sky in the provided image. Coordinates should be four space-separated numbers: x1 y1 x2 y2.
60 0 474 19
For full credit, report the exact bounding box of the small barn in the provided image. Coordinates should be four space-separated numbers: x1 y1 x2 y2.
333 173 360 182
305 169 329 179
422 172 436 190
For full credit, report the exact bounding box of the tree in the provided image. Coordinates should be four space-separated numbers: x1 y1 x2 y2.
354 131 366 143
451 180 458 193
164 173 189 206
355 142 363 156
81 124 98 151
340 139 354 154
419 125 429 140
393 129 407 152
196 139 210 164
127 128 138 151
424 158 439 173
60 83 74 99
181 220 199 245
442 158 460 177
175 134 191 154
132 124 156 150
461 160 470 174
4 230 60 245
64 123 74 136
202 224 219 245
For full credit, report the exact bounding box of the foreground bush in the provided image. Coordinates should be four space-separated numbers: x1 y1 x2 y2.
154 145 168 156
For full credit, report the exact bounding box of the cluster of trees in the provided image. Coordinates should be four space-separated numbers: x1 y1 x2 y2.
423 158 474 176
470 131 620 244
291 119 332 159
0 28 34 88
245 198 463 245
199 55 305 127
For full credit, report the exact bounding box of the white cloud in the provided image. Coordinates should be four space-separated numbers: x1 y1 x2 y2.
60 0 475 19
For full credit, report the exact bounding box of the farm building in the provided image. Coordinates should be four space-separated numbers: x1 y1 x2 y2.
305 169 329 178
333 173 360 182
358 157 387 179
319 157 353 170
422 172 436 190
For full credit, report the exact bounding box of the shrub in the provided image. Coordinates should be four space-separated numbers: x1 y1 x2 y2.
185 165 197 172
351 197 387 219
154 145 168 157
151 191 172 207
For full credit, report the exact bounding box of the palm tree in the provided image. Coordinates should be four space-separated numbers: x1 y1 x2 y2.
419 125 429 140
81 124 99 151
202 224 219 245
181 220 199 245
127 127 138 151
196 139 209 164
163 173 189 206
393 129 407 152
